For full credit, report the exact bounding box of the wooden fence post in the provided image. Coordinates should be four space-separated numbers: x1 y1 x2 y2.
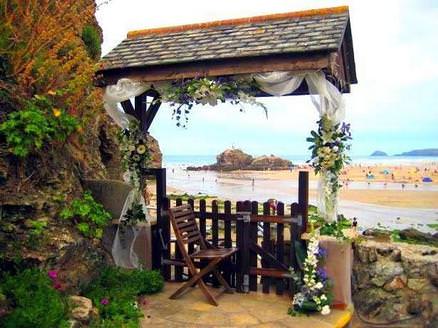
298 171 309 233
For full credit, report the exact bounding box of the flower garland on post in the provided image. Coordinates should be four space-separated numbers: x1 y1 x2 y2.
117 120 149 224
289 233 332 316
307 115 352 222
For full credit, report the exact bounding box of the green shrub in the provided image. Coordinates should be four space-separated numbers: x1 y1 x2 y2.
0 95 78 157
60 191 112 239
81 25 101 60
0 269 69 328
83 266 164 327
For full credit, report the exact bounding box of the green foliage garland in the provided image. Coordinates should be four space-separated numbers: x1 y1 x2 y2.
307 115 352 220
117 121 150 189
158 77 267 127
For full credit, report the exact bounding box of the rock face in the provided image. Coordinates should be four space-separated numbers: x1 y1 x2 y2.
188 148 292 171
215 148 253 170
147 134 163 168
352 240 438 327
69 295 93 322
247 155 292 170
370 150 388 156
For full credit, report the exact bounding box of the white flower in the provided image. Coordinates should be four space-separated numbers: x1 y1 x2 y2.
128 145 136 151
321 294 327 301
321 305 331 315
315 282 324 290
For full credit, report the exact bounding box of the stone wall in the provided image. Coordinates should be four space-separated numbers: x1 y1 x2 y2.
352 240 438 327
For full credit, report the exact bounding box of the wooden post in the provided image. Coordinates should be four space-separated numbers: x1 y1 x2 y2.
298 171 309 233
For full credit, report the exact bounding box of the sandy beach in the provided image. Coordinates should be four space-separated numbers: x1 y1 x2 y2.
158 163 438 232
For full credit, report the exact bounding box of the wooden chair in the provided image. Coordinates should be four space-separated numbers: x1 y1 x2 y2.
168 204 238 306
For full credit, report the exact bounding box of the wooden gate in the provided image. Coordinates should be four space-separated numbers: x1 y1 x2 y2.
152 171 309 295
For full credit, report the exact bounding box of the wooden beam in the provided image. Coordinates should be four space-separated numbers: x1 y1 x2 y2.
120 99 136 117
96 52 332 87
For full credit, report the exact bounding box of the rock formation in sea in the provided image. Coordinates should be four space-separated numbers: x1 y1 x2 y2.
187 148 292 171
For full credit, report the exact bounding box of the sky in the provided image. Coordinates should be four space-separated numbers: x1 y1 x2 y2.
96 0 438 157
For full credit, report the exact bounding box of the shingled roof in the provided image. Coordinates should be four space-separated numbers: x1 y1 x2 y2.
102 7 350 70
97 6 356 90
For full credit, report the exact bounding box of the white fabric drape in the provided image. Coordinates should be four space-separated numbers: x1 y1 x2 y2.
112 188 152 269
254 71 345 221
103 78 149 129
254 71 345 124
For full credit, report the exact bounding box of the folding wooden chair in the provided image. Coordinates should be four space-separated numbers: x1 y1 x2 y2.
168 204 238 306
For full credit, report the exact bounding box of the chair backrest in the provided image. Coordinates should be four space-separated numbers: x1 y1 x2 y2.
168 204 206 257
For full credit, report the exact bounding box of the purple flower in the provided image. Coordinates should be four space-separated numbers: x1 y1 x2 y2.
317 247 327 258
340 123 352 137
48 270 58 280
100 298 109 305
317 268 328 281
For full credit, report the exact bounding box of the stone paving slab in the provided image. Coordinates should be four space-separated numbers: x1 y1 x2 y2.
140 282 353 328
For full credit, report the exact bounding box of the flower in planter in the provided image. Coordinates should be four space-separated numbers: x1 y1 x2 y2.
289 234 332 316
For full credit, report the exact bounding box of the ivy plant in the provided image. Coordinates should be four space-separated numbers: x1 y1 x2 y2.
60 191 111 239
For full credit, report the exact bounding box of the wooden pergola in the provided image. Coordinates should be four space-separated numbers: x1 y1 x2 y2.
96 6 358 283
97 6 356 133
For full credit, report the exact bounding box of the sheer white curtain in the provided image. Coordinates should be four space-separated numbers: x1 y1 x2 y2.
254 71 345 221
254 71 345 123
103 78 150 129
103 78 154 269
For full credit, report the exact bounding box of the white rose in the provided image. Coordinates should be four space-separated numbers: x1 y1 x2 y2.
321 305 330 315
315 282 324 289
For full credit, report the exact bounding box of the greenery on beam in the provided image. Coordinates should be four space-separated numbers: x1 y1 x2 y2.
157 77 267 127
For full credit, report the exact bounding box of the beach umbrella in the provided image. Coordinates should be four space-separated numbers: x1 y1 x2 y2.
366 174 375 179
422 177 433 183
382 169 391 175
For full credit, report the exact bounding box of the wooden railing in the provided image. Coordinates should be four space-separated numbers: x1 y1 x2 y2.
152 171 309 295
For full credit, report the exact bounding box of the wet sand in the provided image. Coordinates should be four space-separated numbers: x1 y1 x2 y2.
160 164 438 232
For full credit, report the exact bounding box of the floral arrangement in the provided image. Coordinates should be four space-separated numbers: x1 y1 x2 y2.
307 115 352 221
158 77 267 127
121 202 147 227
289 234 332 316
118 120 150 189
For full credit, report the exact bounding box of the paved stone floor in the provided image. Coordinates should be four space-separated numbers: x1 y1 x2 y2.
140 283 353 327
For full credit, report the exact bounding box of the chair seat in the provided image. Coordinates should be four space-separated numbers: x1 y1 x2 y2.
190 247 238 259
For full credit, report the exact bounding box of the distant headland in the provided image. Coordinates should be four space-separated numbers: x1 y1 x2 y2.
395 148 438 156
370 148 438 157
370 150 388 156
187 148 292 171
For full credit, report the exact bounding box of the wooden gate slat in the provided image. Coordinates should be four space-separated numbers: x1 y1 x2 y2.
174 198 184 281
262 202 271 294
223 200 233 287
212 200 219 247
249 201 258 291
235 201 244 292
276 202 285 295
199 199 207 238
